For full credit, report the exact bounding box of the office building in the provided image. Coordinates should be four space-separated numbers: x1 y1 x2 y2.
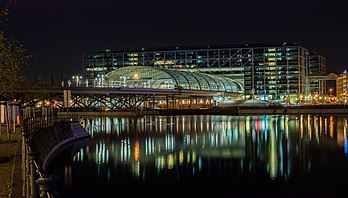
337 71 347 102
83 42 326 102
308 53 326 95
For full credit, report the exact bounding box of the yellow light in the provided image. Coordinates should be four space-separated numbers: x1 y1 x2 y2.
133 73 139 79
134 140 139 161
179 150 184 165
330 116 334 138
167 154 174 169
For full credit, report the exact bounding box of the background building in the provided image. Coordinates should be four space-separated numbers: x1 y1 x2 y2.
308 53 326 95
83 42 326 103
337 71 348 102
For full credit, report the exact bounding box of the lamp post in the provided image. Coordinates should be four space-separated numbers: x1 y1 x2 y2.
72 75 83 87
101 75 105 87
94 74 105 87
120 76 129 87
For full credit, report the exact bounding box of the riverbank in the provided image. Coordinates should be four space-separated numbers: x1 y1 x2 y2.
57 105 348 117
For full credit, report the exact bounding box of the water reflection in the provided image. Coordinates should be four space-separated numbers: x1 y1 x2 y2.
58 115 348 197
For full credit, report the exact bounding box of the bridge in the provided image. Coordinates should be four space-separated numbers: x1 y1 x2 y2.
19 66 244 110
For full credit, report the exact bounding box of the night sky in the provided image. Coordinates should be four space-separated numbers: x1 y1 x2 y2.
5 0 348 78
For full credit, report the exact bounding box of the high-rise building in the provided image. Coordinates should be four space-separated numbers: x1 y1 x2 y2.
308 53 326 75
83 42 326 102
337 71 348 102
308 53 326 95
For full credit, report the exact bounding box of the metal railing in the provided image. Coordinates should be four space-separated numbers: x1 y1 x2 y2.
21 107 79 198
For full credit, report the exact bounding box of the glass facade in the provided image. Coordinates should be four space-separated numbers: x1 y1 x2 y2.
337 72 347 102
308 53 326 94
105 66 244 93
83 42 325 101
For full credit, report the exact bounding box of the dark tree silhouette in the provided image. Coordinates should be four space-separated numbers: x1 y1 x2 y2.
0 0 31 100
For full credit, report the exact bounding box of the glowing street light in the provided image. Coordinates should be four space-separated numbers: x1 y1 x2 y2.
72 75 83 87
94 74 105 87
133 72 140 80
120 76 130 87
329 88 333 97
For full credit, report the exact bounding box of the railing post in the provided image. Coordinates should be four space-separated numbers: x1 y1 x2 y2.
22 134 28 196
22 107 62 197
36 176 59 198
29 151 40 198
22 125 31 198
26 148 30 198
25 143 30 198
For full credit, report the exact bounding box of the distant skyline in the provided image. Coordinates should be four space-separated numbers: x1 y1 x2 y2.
5 0 348 78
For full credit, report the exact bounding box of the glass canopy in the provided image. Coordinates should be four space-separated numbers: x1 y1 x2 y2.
106 66 243 93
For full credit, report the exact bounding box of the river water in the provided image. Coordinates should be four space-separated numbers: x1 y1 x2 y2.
53 115 348 197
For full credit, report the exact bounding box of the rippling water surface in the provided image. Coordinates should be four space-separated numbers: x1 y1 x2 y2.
53 115 348 197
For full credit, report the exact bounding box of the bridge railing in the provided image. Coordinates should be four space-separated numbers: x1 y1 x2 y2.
21 107 80 198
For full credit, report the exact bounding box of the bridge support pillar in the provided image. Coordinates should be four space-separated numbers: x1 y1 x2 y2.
63 90 72 108
36 176 59 198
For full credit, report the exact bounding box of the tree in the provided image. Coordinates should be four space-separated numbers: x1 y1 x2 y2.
0 0 31 100
0 0 32 141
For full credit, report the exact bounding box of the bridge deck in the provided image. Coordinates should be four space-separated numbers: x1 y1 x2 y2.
20 87 242 97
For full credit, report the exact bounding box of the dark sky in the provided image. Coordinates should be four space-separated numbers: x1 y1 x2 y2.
5 0 348 78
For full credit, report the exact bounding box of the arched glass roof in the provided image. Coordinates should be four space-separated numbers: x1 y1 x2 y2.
105 66 243 93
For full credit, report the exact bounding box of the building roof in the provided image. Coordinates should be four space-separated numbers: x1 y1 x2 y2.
106 66 244 93
85 42 300 54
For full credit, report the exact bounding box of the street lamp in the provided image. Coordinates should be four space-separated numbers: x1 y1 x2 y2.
133 72 140 80
72 75 83 87
101 74 105 87
329 88 333 97
120 76 130 87
94 74 105 87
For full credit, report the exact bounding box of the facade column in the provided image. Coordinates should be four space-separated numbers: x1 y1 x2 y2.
189 96 192 108
172 95 175 109
166 95 169 110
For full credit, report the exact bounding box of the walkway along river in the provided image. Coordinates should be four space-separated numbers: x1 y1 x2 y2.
16 108 90 198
